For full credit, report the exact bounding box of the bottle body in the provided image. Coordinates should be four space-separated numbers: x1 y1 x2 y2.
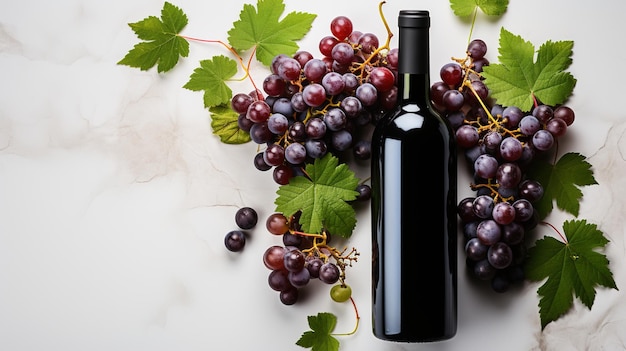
371 11 457 342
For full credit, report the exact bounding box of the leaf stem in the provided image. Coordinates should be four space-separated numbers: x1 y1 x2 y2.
532 93 539 108
291 229 325 240
541 221 568 243
179 34 262 100
180 35 245 70
468 7 478 45
331 297 361 337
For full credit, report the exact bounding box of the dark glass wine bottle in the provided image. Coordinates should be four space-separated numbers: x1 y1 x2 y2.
371 10 457 342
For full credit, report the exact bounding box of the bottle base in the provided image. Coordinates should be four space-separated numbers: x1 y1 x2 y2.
373 330 456 343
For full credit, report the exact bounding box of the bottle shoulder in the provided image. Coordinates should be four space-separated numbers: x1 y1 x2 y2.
380 104 447 127
372 105 454 143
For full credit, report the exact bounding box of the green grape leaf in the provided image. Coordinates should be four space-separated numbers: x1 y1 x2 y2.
482 28 577 111
450 0 509 17
208 104 251 144
183 55 238 108
527 152 598 219
296 312 340 351
227 0 317 66
525 220 618 330
275 154 359 238
118 2 189 73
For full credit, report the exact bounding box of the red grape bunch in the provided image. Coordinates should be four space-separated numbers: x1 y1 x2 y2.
263 212 359 305
224 207 358 305
231 15 398 188
431 39 576 292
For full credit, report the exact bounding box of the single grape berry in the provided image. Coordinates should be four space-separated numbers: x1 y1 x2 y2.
266 213 289 235
369 67 396 92
319 262 340 284
354 184 372 201
224 230 246 252
330 16 353 41
268 269 291 291
319 35 339 57
235 207 258 230
283 249 306 272
288 268 311 288
263 245 286 270
357 32 379 54
306 257 324 278
440 62 463 87
553 105 575 126
231 93 254 114
353 140 371 160
467 39 487 59
253 152 272 171
330 284 352 302
279 287 299 305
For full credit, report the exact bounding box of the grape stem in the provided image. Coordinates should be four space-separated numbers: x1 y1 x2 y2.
377 1 393 47
471 179 513 203
458 60 526 141
330 297 361 337
463 79 497 125
178 34 263 100
290 227 360 284
351 1 393 82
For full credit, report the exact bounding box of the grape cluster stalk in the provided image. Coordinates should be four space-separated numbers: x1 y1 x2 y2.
431 39 576 292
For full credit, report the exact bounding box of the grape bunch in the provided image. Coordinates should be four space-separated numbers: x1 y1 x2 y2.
431 39 576 292
230 15 398 185
262 212 359 305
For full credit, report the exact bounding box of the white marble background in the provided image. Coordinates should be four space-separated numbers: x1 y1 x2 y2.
1 0 624 350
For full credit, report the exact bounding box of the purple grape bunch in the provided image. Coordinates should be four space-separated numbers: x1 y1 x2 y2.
230 15 398 189
432 39 576 292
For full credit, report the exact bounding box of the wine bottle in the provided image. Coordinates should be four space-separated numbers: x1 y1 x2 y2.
371 10 457 342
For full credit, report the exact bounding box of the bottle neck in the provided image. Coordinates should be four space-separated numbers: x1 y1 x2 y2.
397 25 430 104
398 26 429 75
398 73 430 105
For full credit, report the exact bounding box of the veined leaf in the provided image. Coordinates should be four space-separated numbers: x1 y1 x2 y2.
296 312 340 351
482 28 577 111
527 152 598 219
525 220 618 329
209 104 251 144
183 55 238 108
275 154 359 238
450 0 509 17
118 2 189 73
227 0 317 66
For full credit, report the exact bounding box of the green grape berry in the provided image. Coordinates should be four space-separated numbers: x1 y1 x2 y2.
330 284 352 302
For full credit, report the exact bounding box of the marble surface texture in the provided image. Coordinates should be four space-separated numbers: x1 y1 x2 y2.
1 0 625 350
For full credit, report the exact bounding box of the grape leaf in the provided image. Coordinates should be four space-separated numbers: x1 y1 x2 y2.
275 154 359 238
450 0 509 17
183 55 238 108
524 219 618 330
208 104 251 144
296 312 340 351
118 2 189 73
482 28 577 111
527 152 598 219
227 0 317 66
